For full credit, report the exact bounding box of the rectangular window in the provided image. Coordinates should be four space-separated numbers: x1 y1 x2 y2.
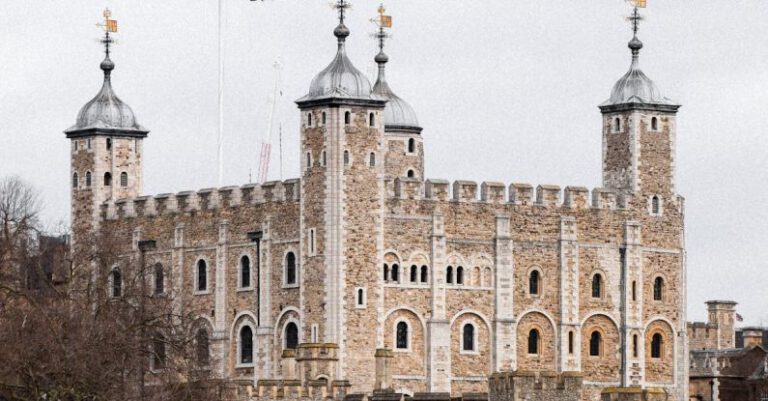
308 228 316 256
311 324 318 343
87 139 91 149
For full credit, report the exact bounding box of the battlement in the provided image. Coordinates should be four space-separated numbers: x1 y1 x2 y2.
387 178 674 211
101 179 301 220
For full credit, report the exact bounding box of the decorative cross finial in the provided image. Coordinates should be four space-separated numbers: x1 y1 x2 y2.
626 0 646 36
333 0 351 26
97 8 118 59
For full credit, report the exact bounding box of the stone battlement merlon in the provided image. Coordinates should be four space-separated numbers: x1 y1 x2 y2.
386 178 680 211
100 178 301 220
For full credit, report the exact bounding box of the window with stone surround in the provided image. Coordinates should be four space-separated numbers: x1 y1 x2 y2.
321 151 327 167
104 172 112 186
239 326 254 364
407 169 415 178
591 273 603 298
322 112 326 125
462 323 476 352
106 138 112 150
651 195 661 216
87 138 91 149
529 270 540 295
195 259 208 292
344 111 351 125
284 252 297 286
631 280 637 301
420 266 428 283
285 322 299 349
307 112 313 127
383 264 390 282
589 331 602 356
154 263 164 295
311 324 318 342
653 277 664 301
85 171 92 188
632 334 639 357
306 152 312 169
446 266 453 284
408 138 415 153
369 152 376 167
456 266 464 285
651 116 658 131
613 117 621 133
239 255 251 289
111 269 122 298
72 172 78 189
369 112 375 127
343 150 350 166
196 328 210 367
395 321 409 350
355 287 366 308
651 333 663 358
391 264 400 283
308 229 316 256
410 265 418 283
568 331 574 354
528 329 540 354
120 172 128 187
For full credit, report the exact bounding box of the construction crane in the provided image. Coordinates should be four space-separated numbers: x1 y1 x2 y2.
257 59 283 184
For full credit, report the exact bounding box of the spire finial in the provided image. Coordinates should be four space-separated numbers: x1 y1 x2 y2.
371 3 392 64
97 8 118 76
332 0 351 42
625 0 646 57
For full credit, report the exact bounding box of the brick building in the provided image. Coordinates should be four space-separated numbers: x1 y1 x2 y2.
64 3 688 401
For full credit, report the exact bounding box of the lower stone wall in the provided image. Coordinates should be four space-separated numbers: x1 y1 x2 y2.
488 371 582 401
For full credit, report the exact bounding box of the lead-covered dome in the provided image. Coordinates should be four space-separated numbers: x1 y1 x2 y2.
602 36 674 106
65 55 146 133
373 51 420 131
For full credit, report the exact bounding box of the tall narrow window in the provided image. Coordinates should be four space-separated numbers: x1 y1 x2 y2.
72 173 78 189
369 152 376 167
111 270 122 298
590 331 601 356
321 151 327 167
462 324 475 351
240 326 253 364
104 172 112 186
154 263 164 295
420 265 428 283
309 229 315 255
383 264 390 282
322 112 327 125
344 111 351 125
446 266 453 284
285 252 297 285
528 329 539 354
307 113 313 127
614 117 621 132
592 274 602 298
568 331 574 354
120 172 128 187
196 329 210 366
652 196 660 215
196 260 207 292
306 152 312 168
106 138 112 150
240 256 251 288
529 270 540 295
391 264 399 283
285 322 299 349
632 334 638 357
85 171 92 187
369 112 375 127
632 280 637 301
152 334 166 369
396 321 408 349
651 333 662 358
653 277 664 301
87 138 92 149
651 116 658 131
456 266 464 285
408 138 415 153
410 265 418 283
343 150 350 166
357 288 365 306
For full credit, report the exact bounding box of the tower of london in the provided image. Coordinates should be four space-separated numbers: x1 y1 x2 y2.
65 2 687 400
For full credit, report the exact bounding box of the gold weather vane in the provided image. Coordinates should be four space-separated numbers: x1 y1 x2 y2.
626 0 646 35
371 3 392 52
96 8 118 57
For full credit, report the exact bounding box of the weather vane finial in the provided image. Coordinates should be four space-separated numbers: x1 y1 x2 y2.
96 8 118 58
371 3 392 53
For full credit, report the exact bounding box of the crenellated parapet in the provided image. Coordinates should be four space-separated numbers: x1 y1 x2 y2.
100 179 301 220
389 178 679 212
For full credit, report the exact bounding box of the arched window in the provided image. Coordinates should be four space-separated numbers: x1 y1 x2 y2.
322 112 327 125
456 266 464 285
529 270 540 295
614 117 621 132
462 324 475 351
106 138 112 150
85 171 92 187
591 274 602 298
383 264 390 282
590 331 602 356
240 326 253 364
306 152 312 169
196 260 207 292
632 334 639 357
307 112 313 126
111 270 122 298
72 173 78 189
369 152 376 167
357 288 364 306
410 265 418 283
653 277 664 301
285 252 297 285
104 172 112 186
568 331 574 354
240 256 251 288
407 170 415 178
651 116 658 131
343 150 350 166
396 321 408 349
196 329 210 366
651 333 663 358
120 172 128 187
420 265 428 283
154 263 164 295
285 322 299 349
408 138 415 153
652 195 660 215
152 333 166 369
369 112 375 127
344 111 351 125
528 329 539 354
631 280 637 301
391 264 399 283
446 266 453 284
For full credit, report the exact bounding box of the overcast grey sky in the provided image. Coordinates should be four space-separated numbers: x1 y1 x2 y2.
1 1 766 326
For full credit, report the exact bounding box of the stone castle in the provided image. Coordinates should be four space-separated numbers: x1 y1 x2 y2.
65 3 687 401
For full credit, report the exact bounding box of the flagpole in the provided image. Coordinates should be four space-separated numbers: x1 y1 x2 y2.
217 0 225 186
